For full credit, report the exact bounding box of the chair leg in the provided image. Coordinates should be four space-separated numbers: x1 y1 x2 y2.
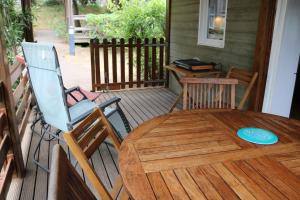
33 125 50 173
33 126 63 173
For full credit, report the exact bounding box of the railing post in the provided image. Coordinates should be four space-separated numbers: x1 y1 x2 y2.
151 38 157 86
136 38 142 88
21 0 34 42
159 38 165 86
90 39 96 91
112 38 117 84
103 39 109 88
144 38 149 87
128 38 133 88
0 27 25 177
120 38 126 89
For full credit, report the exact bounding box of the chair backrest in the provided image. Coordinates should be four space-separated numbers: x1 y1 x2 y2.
181 77 238 110
22 42 71 132
63 108 123 200
226 66 258 110
48 144 96 200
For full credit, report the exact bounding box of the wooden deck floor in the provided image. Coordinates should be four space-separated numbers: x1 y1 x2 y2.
7 88 178 200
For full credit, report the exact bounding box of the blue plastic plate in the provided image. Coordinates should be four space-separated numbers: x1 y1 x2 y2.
237 127 278 145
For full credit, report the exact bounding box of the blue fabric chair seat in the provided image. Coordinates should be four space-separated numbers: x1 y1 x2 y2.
69 100 97 122
69 100 117 126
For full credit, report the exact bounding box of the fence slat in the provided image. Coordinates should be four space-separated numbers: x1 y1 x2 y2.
0 134 11 170
10 63 25 87
13 77 26 106
95 40 101 90
128 38 133 88
151 38 157 86
18 94 32 139
136 38 142 88
0 156 14 199
144 38 149 87
90 40 96 91
159 38 165 86
103 39 109 86
0 113 5 138
120 38 125 89
112 38 117 83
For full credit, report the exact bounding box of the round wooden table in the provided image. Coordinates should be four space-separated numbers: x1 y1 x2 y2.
119 109 300 200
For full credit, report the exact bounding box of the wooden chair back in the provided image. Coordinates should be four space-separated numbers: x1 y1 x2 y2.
181 77 238 110
48 144 96 200
226 66 258 110
63 108 128 200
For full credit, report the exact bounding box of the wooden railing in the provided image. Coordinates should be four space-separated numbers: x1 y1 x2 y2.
0 24 25 199
10 58 32 140
0 82 16 199
90 38 168 91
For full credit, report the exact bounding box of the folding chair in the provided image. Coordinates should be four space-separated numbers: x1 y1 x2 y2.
64 108 129 200
16 55 100 131
226 66 258 110
181 77 238 110
21 42 131 172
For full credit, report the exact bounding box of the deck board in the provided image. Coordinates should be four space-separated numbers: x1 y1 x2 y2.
7 88 177 200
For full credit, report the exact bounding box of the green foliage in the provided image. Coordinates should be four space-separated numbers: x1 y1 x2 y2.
43 0 62 6
0 0 33 64
86 0 166 40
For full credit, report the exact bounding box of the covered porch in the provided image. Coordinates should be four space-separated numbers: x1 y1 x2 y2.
1 0 300 199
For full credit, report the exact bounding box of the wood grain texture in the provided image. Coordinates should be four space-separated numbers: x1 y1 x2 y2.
226 66 258 110
119 109 300 199
165 64 221 112
0 29 25 178
181 78 238 110
64 108 127 200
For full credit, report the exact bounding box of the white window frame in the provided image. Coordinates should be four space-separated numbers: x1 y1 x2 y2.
197 0 228 48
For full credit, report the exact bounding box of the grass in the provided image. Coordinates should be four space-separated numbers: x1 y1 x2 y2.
32 0 107 40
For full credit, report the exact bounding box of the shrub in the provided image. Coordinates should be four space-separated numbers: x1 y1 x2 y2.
86 0 166 40
0 0 33 64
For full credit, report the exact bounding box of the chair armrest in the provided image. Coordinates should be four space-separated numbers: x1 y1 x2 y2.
98 97 121 110
65 86 80 94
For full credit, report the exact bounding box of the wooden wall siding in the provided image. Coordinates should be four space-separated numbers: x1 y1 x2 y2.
169 0 261 101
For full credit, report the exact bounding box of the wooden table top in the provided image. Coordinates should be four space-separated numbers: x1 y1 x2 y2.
119 109 300 200
164 64 221 77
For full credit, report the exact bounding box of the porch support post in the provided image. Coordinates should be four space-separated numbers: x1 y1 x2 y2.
250 0 277 111
21 0 34 42
165 0 172 88
0 18 25 177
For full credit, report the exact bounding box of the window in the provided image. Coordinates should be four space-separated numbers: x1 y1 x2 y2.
198 0 228 48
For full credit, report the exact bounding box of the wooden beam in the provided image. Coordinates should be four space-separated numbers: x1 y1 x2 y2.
21 0 34 42
0 18 25 177
250 0 277 111
165 0 172 88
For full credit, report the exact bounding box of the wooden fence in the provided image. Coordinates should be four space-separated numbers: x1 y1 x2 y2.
90 38 168 91
10 58 32 140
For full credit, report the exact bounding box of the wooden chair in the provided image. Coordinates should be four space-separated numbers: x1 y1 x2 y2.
63 108 129 200
48 144 97 200
226 66 258 110
181 77 238 110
